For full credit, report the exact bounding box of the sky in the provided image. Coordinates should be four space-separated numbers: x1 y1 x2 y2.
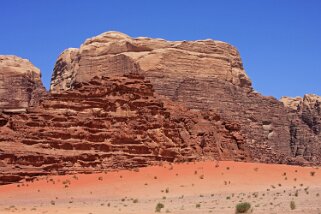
1 0 320 98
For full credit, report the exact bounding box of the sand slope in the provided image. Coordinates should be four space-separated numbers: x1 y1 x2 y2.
0 161 320 214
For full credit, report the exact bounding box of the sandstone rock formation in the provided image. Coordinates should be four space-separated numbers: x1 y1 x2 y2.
50 31 321 165
0 55 46 111
0 74 247 184
1 31 321 185
281 94 321 136
50 32 251 93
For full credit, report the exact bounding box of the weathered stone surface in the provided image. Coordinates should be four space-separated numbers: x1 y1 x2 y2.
50 31 321 165
50 48 79 92
1 74 248 184
0 55 46 110
2 32 321 184
281 94 321 136
50 31 252 93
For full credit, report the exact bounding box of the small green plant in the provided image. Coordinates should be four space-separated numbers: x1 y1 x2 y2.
196 203 201 208
133 198 138 203
235 202 251 213
155 203 164 212
290 200 296 210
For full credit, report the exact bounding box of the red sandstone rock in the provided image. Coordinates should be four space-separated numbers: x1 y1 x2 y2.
1 32 321 185
281 94 321 136
0 74 248 184
50 31 321 166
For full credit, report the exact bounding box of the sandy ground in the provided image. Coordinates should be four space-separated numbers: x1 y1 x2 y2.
0 161 320 214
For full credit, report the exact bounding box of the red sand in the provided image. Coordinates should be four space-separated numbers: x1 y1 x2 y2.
0 161 320 213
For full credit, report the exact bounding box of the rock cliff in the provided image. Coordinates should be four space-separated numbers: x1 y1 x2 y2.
1 31 320 185
281 94 321 136
0 55 46 112
0 74 247 184
50 32 251 93
50 32 321 165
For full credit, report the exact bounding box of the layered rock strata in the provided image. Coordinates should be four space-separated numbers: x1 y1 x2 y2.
50 32 321 165
0 74 247 184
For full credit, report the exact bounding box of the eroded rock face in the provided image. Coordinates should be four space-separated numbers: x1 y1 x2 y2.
281 94 321 136
50 31 252 93
0 55 46 110
2 32 321 184
50 31 321 165
0 74 248 184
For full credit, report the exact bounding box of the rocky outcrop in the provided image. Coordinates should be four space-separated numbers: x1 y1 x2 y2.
1 32 321 184
281 94 321 136
50 31 252 93
50 31 321 165
0 74 248 184
0 55 46 111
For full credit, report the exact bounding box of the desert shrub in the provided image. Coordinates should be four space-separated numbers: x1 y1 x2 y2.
290 201 296 210
196 203 201 208
155 203 164 212
235 202 251 213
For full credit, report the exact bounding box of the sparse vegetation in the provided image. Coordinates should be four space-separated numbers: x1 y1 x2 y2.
290 200 296 210
155 203 164 212
235 202 251 213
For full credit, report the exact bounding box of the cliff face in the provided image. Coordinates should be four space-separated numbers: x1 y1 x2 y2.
281 94 321 136
0 55 46 112
1 31 320 184
50 32 252 93
49 31 321 165
0 74 247 184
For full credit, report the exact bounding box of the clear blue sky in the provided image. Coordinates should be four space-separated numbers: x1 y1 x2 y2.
1 0 320 98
